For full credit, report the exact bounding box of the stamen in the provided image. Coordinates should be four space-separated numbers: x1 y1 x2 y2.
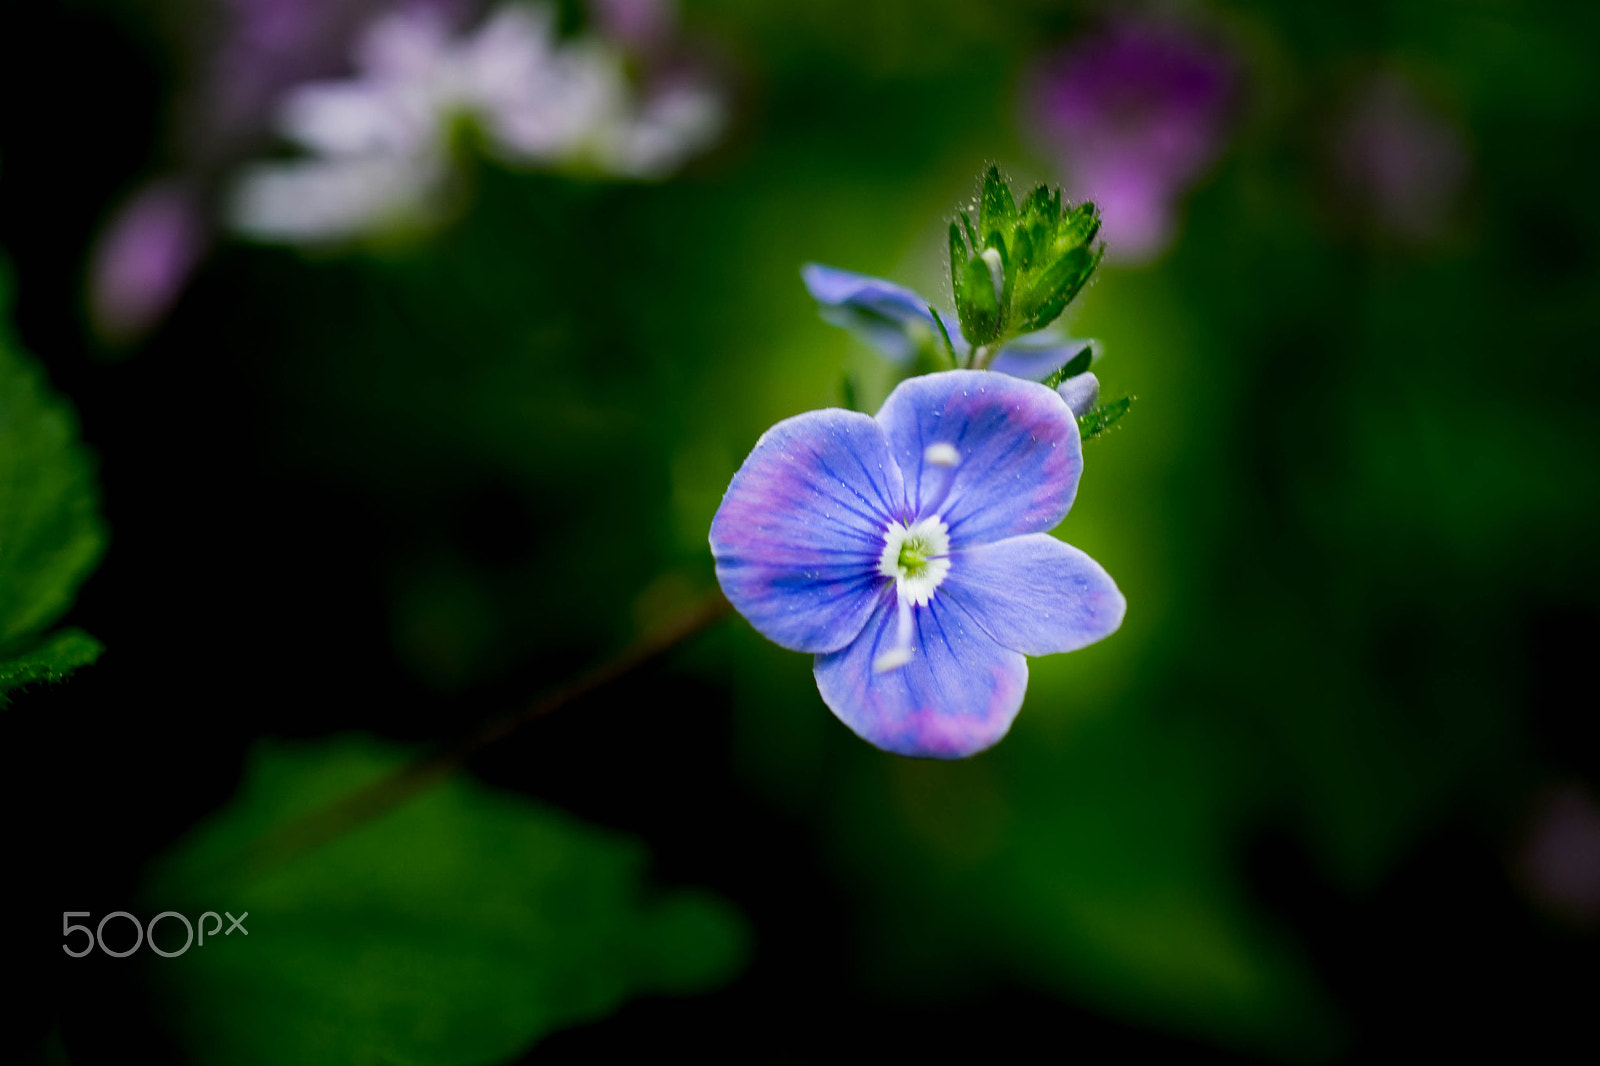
921 442 962 517
873 591 917 673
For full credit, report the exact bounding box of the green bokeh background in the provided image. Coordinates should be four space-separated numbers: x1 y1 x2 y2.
8 0 1598 1062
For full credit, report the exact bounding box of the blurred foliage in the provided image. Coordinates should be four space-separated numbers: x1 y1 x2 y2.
0 260 104 703
0 627 104 698
141 736 748 1065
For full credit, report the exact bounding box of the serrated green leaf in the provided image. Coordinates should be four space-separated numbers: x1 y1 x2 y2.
0 627 103 705
142 736 749 1066
1077 396 1134 442
0 284 106 656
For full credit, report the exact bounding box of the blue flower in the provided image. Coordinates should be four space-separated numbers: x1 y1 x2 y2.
801 263 1103 416
709 370 1124 758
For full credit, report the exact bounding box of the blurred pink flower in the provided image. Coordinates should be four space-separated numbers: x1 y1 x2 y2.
588 0 675 52
1517 784 1600 928
1023 18 1240 265
88 182 208 342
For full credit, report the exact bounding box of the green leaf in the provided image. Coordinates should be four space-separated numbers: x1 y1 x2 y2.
0 280 106 656
1077 396 1134 442
1040 346 1096 391
0 627 104 705
142 736 749 1066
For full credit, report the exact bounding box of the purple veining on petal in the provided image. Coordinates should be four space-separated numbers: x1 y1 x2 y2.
88 181 208 341
1024 18 1240 264
813 585 1028 759
941 533 1124 657
709 407 907 654
874 370 1082 546
1330 70 1469 244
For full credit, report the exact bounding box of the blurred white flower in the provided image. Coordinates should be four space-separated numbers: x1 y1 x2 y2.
228 2 723 243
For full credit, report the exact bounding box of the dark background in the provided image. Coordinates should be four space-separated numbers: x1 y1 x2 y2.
5 0 1597 1061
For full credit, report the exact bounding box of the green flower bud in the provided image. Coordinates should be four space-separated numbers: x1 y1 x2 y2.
948 167 1105 349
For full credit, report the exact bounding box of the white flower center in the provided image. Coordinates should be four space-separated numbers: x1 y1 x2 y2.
877 515 951 607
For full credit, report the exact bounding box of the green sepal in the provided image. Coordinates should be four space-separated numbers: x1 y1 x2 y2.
1016 243 1101 335
1020 183 1058 226
1040 345 1096 390
948 222 969 323
957 254 1001 347
927 306 959 369
839 372 861 413
1077 396 1134 442
944 170 1106 349
979 166 1017 237
0 627 104 706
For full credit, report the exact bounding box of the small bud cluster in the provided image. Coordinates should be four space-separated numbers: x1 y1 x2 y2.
949 167 1104 361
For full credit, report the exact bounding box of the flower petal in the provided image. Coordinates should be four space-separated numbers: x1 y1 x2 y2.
875 369 1083 545
801 263 940 365
814 588 1028 758
710 408 906 654
941 533 1125 656
988 333 1098 382
1056 371 1100 418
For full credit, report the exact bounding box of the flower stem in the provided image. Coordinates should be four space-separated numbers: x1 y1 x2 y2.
223 588 733 884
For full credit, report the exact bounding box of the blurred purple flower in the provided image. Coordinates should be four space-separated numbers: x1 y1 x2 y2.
588 0 675 52
1024 19 1239 264
800 263 1102 415
1518 784 1600 928
88 182 208 342
1330 70 1469 244
709 370 1124 758
202 0 394 148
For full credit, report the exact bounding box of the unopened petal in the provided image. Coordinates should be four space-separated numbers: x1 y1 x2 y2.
801 263 941 365
988 333 1099 382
